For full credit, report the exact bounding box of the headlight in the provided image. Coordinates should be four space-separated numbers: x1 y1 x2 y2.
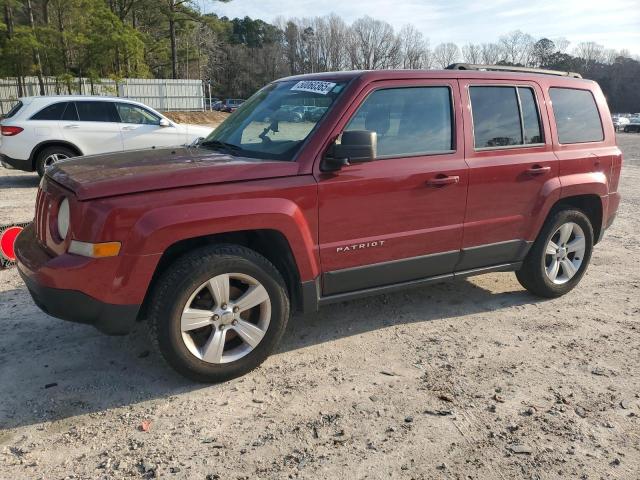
57 198 70 240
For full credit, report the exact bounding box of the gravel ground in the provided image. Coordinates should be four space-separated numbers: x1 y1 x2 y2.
1 134 639 479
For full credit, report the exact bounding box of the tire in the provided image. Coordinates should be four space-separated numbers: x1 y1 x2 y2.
148 244 290 383
516 208 594 298
35 145 76 177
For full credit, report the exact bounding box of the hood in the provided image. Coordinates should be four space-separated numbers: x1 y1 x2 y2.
182 123 215 138
47 147 299 200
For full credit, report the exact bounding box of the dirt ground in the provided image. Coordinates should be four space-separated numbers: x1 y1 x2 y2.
163 111 228 128
0 134 639 480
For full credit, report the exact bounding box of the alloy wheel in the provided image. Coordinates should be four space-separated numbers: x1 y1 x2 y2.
180 273 271 364
44 153 69 169
544 222 586 285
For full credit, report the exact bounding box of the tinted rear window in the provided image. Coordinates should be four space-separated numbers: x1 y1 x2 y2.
550 88 603 144
470 86 522 148
75 101 119 122
470 86 544 148
4 101 23 119
31 102 68 120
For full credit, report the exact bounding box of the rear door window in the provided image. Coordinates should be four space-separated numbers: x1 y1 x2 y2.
344 86 454 157
470 86 522 148
469 85 544 148
549 88 603 144
31 102 68 120
62 102 79 121
75 101 119 122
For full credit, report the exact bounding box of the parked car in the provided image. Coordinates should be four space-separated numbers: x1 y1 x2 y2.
212 100 223 111
204 97 220 110
0 96 213 176
612 114 630 132
16 66 622 382
622 115 640 133
221 98 245 113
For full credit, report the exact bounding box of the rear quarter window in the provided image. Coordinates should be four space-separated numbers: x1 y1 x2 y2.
3 101 24 119
549 88 603 144
31 102 68 120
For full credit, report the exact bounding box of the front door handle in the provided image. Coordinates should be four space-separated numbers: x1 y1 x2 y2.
122 125 138 131
427 175 460 187
526 165 551 175
64 124 80 129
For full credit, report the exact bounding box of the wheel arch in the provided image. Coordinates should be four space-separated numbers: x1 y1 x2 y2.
138 229 305 322
547 194 603 244
29 140 83 170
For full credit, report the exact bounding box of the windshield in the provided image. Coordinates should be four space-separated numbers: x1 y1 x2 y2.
201 80 347 161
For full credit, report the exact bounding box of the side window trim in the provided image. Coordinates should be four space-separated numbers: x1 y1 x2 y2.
515 87 526 146
469 83 546 152
342 84 456 161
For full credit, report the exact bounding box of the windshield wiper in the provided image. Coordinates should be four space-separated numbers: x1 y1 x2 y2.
200 139 243 154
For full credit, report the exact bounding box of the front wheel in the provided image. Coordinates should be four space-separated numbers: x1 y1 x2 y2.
148 245 290 382
516 209 594 298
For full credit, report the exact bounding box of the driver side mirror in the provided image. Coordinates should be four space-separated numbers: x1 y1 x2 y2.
159 118 171 127
321 130 377 172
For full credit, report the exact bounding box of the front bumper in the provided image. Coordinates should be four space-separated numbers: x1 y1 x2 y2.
1 153 32 172
19 269 139 335
15 224 140 335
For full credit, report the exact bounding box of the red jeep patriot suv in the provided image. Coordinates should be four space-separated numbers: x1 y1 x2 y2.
15 65 622 382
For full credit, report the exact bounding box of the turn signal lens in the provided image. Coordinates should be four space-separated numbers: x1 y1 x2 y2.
69 240 121 258
1 126 24 136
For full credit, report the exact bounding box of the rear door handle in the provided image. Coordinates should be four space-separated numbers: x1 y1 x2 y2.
64 124 80 129
526 165 551 175
427 175 460 187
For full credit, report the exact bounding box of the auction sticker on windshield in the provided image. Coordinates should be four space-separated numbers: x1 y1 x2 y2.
291 81 337 95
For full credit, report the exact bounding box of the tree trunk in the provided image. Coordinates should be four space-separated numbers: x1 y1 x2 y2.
170 15 178 78
25 0 46 95
56 4 69 71
185 36 189 79
115 46 122 74
4 3 14 37
42 0 50 24
17 74 24 98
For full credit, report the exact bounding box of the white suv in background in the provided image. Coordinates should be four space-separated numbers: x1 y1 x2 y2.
0 96 214 176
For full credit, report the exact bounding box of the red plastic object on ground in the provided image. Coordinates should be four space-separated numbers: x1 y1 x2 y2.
0 223 29 268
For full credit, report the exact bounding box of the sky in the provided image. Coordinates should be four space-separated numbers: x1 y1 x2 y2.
198 0 640 55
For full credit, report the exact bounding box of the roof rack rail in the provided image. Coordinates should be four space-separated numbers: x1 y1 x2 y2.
446 63 582 79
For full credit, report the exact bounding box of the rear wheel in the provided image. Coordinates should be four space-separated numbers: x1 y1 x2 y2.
148 244 290 382
35 146 76 177
516 209 593 298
